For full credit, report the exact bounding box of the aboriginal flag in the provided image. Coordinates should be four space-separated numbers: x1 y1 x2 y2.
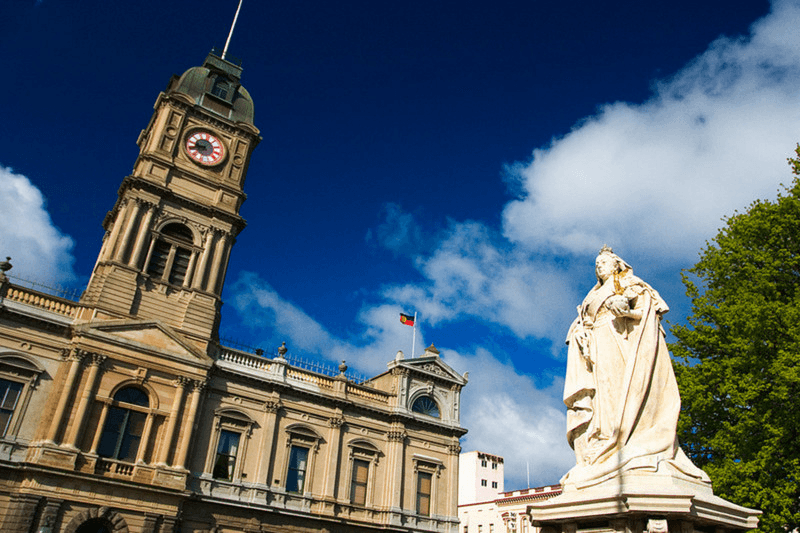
400 313 415 327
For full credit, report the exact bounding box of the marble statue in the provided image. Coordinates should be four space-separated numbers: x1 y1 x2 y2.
562 246 709 486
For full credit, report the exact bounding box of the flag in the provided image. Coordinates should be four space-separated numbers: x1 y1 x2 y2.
400 313 415 327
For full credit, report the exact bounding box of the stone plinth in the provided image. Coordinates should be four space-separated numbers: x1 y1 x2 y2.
528 471 760 533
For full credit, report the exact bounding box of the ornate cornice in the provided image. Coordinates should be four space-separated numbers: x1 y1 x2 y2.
118 176 247 235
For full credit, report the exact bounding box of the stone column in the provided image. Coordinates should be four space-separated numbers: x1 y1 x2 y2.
38 498 63 533
183 250 198 288
175 379 205 469
130 202 156 269
136 411 156 464
142 237 158 274
255 399 281 485
115 199 143 262
192 230 216 290
207 233 229 293
323 415 344 500
45 349 86 444
157 377 188 466
100 200 129 262
89 401 110 454
385 428 406 511
447 442 462 517
64 353 106 449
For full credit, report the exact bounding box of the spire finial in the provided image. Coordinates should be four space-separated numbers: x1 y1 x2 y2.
221 0 244 61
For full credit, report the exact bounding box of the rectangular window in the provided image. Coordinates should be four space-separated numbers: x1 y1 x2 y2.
490 525 495 533
416 471 432 515
97 406 146 461
481 459 487 467
0 380 22 437
479 526 483 533
350 458 369 505
287 445 309 493
491 462 497 470
481 479 487 487
212 430 241 481
491 481 498 488
464 527 469 533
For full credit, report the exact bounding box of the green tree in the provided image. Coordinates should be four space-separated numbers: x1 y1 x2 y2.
671 146 800 533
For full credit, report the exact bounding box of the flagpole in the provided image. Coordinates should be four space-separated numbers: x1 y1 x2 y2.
221 0 244 61
411 311 417 358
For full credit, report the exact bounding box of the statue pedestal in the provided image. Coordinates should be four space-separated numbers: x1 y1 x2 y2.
528 470 760 533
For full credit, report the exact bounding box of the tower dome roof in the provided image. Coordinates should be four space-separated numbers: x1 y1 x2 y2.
170 52 254 125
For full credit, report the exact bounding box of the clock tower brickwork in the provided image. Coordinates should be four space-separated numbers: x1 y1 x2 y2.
79 53 261 351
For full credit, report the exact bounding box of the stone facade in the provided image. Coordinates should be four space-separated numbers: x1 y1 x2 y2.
0 51 467 533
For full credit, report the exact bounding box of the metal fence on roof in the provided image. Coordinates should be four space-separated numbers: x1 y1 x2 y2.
7 274 82 301
218 337 367 384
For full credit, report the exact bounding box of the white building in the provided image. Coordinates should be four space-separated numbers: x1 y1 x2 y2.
459 451 505 505
458 451 561 533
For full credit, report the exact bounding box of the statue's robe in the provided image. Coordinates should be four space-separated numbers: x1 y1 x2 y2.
563 272 708 485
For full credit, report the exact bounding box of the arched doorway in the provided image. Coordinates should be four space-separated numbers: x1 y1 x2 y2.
75 518 112 533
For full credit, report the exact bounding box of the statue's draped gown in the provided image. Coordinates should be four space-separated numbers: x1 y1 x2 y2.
563 270 708 485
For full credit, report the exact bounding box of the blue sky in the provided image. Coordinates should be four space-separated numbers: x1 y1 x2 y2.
3 0 800 489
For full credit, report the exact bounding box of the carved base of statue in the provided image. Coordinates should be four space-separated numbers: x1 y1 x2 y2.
528 466 761 533
530 247 760 533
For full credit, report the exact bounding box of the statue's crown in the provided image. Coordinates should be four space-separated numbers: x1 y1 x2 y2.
599 244 614 255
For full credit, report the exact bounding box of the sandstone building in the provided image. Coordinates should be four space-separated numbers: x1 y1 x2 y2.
0 50 468 533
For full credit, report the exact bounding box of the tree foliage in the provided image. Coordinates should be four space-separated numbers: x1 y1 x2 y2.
671 146 800 533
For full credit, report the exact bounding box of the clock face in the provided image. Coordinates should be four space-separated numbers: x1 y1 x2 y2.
185 131 225 166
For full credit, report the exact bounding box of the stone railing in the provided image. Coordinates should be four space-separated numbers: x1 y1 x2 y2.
347 383 390 404
218 347 391 401
4 285 78 317
286 367 335 390
218 347 272 372
96 458 134 477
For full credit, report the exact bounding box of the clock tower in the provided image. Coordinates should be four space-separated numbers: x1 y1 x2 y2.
78 51 260 350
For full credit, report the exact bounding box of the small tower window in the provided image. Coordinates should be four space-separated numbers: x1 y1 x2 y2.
147 223 194 286
211 77 231 101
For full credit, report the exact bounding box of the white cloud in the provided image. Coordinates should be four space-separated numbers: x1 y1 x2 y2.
367 202 425 256
0 166 76 286
383 221 581 346
503 0 800 268
228 0 800 491
444 347 574 487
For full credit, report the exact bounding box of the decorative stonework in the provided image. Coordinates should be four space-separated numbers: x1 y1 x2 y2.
62 506 129 533
387 429 407 442
422 363 446 376
264 399 281 413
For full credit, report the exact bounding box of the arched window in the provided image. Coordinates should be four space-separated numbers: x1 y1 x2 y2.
97 386 149 462
147 223 194 286
411 395 440 418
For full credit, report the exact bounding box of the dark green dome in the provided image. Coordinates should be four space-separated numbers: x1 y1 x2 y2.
171 53 254 125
